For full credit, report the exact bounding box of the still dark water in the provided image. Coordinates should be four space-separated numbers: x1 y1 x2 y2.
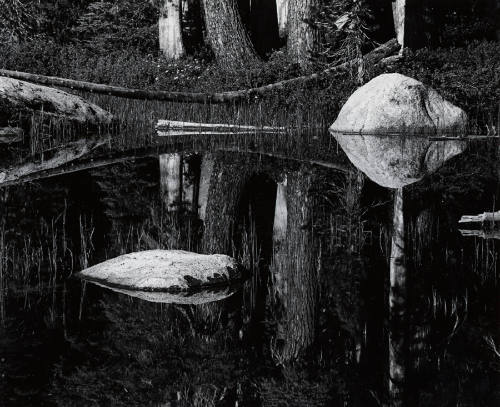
0 147 498 406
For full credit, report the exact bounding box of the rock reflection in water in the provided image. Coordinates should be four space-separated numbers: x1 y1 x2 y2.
0 144 498 407
83 279 241 305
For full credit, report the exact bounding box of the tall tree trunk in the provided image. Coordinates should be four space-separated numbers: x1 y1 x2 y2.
159 153 182 211
287 0 318 67
271 169 316 361
159 0 185 59
198 153 214 221
389 187 406 406
277 0 289 38
202 153 250 254
392 0 428 49
201 0 258 66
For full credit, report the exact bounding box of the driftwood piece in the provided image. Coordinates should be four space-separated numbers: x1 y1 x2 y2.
156 120 286 137
459 229 500 240
0 136 110 185
0 127 23 144
458 211 500 224
156 120 286 134
0 39 400 104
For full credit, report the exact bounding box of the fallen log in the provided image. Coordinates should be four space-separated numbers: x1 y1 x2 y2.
0 136 110 185
0 127 23 144
459 229 500 240
0 39 400 104
458 211 500 225
156 120 286 135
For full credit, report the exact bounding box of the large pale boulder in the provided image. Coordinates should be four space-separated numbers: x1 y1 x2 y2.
78 250 243 292
0 76 113 126
329 73 467 188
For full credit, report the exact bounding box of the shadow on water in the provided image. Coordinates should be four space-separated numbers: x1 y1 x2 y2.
0 135 498 406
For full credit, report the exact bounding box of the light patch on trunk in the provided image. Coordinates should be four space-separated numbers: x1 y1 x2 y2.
198 154 214 221
277 0 288 38
392 0 406 50
273 176 288 244
160 153 182 211
159 0 185 59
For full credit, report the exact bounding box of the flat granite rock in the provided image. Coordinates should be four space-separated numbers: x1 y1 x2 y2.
78 249 243 292
0 76 113 125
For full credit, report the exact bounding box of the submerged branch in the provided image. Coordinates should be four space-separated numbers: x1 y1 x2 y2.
0 39 400 104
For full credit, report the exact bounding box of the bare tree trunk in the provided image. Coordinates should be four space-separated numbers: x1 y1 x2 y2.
287 0 318 68
201 0 258 66
271 169 316 361
392 0 428 49
159 153 182 211
198 153 214 221
277 0 289 38
272 176 287 245
392 0 405 49
159 0 185 59
202 154 250 254
389 187 406 406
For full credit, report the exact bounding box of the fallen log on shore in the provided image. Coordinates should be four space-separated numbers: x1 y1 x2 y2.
0 39 400 104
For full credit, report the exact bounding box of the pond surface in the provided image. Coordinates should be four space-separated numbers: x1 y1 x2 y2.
0 140 498 406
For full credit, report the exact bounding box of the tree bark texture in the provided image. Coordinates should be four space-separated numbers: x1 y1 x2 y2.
287 0 319 67
202 153 252 254
159 0 185 59
271 168 316 361
159 153 183 210
389 187 406 406
277 0 289 38
201 0 258 66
